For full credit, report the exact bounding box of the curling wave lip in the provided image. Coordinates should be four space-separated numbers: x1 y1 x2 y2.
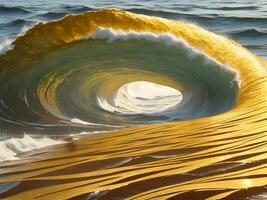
0 9 267 199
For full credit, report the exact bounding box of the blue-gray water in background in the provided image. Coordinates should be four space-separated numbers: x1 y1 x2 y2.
0 0 267 60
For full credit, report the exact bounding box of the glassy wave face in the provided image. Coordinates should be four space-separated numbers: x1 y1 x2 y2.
0 4 267 200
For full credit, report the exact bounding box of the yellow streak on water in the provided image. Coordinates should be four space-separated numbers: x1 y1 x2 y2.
37 72 68 119
0 9 267 199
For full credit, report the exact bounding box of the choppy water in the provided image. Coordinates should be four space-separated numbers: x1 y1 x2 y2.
0 1 267 200
1 0 267 59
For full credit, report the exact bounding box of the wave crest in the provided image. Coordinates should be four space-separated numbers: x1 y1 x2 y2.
0 10 267 199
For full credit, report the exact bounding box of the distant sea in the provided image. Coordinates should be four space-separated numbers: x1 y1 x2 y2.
1 0 267 60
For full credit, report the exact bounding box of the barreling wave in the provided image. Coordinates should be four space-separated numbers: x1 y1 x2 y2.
0 9 267 200
0 22 240 131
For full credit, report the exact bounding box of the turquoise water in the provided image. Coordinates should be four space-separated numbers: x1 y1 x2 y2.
0 1 265 138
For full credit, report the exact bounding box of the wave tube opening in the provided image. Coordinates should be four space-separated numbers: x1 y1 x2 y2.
98 81 183 116
0 28 239 135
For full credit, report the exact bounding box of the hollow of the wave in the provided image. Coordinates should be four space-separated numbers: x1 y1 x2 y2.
0 32 239 134
98 81 183 115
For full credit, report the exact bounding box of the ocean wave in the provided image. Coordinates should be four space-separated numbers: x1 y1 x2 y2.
33 11 69 20
70 118 122 128
89 28 240 83
3 19 37 27
218 5 259 10
0 9 267 199
89 28 240 117
227 28 267 37
60 4 94 12
126 8 207 19
193 5 259 11
0 13 240 129
0 5 31 14
0 38 13 55
0 134 65 162
31 6 94 20
127 8 267 23
0 20 37 55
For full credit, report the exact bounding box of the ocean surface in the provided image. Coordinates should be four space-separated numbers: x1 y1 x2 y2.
1 0 267 59
0 0 265 133
0 1 267 199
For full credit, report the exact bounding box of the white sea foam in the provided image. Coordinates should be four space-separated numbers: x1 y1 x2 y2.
70 130 111 139
89 28 241 87
0 23 39 56
0 38 14 55
76 130 110 135
0 134 65 162
71 118 96 126
70 118 122 128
